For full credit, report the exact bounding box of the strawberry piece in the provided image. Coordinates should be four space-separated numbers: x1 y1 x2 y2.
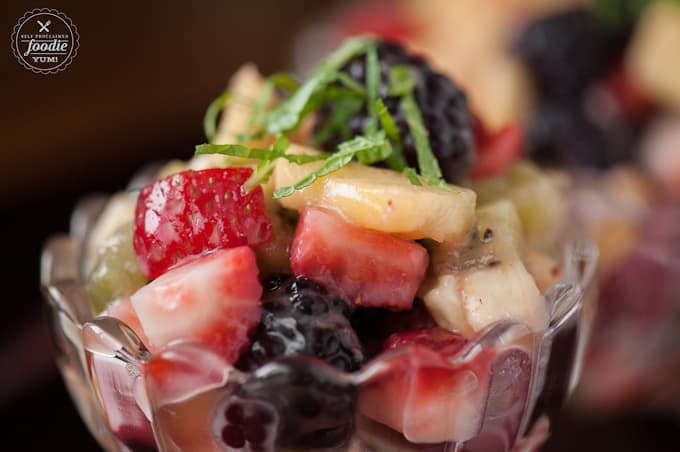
602 65 656 122
130 247 263 364
89 354 156 449
470 118 523 180
94 299 155 449
358 328 496 443
290 207 428 310
133 167 272 279
337 3 413 44
101 297 152 349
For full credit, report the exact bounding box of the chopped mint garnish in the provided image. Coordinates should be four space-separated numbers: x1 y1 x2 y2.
376 98 407 170
311 97 363 147
197 36 457 198
388 65 416 97
332 72 367 96
203 89 231 142
364 44 380 135
400 93 447 187
242 136 290 191
274 131 392 198
264 36 375 134
196 137 326 166
403 167 422 186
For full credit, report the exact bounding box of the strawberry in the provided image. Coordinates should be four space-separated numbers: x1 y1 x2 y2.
133 167 272 279
290 207 428 310
470 118 523 180
337 3 413 44
130 246 263 364
92 298 155 449
358 328 496 443
100 297 152 349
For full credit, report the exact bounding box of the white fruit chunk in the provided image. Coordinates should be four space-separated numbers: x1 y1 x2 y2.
421 200 547 336
274 151 477 243
626 2 680 112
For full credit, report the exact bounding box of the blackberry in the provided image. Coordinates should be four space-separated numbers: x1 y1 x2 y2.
350 299 437 359
215 357 357 450
212 396 278 451
514 8 628 99
316 40 475 183
526 100 636 168
236 274 364 372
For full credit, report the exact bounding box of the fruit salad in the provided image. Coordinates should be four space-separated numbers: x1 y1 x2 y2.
41 36 597 451
306 0 680 417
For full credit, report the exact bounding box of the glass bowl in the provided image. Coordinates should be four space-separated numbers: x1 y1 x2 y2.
41 193 598 452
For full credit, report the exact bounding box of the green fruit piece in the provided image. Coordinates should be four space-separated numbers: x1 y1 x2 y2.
472 160 565 249
87 223 148 314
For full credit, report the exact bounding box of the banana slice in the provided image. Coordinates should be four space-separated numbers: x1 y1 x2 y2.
274 153 476 243
421 199 547 335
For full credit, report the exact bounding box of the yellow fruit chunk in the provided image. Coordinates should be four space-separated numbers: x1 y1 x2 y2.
626 2 680 112
274 152 477 243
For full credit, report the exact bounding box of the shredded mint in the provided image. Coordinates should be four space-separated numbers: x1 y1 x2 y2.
203 89 231 142
274 132 392 198
364 44 380 135
268 72 300 93
311 97 364 147
403 168 422 186
388 65 416 97
376 98 407 170
400 93 446 186
332 72 367 96
263 36 375 134
195 137 326 166
242 136 290 191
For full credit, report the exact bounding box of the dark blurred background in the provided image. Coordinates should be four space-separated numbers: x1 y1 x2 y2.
0 1 678 450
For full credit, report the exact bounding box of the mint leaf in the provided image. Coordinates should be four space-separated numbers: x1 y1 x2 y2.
350 132 393 165
264 36 375 134
591 0 651 28
311 97 363 146
403 167 422 185
195 140 326 165
332 72 367 96
364 44 380 135
274 131 391 198
400 93 446 185
388 65 416 97
376 98 407 170
203 89 231 142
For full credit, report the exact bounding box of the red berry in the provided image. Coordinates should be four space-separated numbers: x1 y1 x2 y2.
358 327 498 443
290 207 428 311
133 168 272 279
337 3 413 44
470 118 523 180
131 247 263 364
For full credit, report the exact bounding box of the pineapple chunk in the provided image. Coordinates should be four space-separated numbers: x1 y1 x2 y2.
626 1 680 112
274 153 477 243
190 64 274 170
421 200 547 336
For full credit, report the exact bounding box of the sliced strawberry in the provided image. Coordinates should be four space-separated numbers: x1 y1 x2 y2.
337 3 413 44
602 65 655 122
130 246 263 364
89 354 155 449
101 297 152 349
290 207 428 310
133 167 272 279
358 328 496 443
470 118 523 180
93 299 155 449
